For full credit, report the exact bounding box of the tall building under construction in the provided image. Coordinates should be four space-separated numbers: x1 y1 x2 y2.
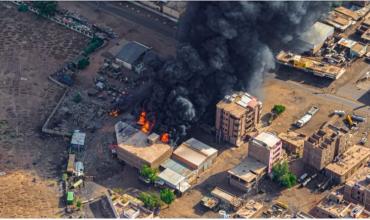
215 92 262 147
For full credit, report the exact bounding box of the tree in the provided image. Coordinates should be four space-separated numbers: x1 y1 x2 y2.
140 165 158 183
84 37 104 55
32 2 57 17
77 57 90 70
18 4 29 12
272 104 286 115
76 200 82 209
138 192 161 210
272 161 297 188
160 188 175 205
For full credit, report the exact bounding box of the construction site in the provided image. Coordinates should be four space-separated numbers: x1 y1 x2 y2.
1 1 370 219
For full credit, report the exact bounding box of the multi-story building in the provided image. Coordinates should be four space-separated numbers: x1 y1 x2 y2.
344 166 370 210
215 92 262 147
248 132 282 173
302 115 348 170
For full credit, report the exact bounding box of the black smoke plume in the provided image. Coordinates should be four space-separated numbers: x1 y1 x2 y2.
141 1 332 143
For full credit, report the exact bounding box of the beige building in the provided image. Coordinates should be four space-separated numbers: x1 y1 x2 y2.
215 92 262 147
278 131 306 156
228 157 267 192
234 200 264 218
325 145 370 184
344 166 370 210
114 121 172 169
303 115 348 170
313 191 370 218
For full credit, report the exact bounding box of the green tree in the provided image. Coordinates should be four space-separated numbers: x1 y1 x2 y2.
272 161 297 188
32 1 57 17
77 57 90 70
84 37 104 55
140 165 158 183
76 200 82 209
272 104 286 115
138 192 161 210
160 188 175 205
18 4 29 12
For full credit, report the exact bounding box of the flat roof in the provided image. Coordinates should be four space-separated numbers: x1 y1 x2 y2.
235 200 263 218
173 144 207 168
361 29 370 41
345 166 370 191
334 6 360 21
325 12 352 30
252 132 281 149
217 92 259 118
71 130 86 146
161 158 193 178
316 196 370 218
300 21 334 46
115 41 150 64
158 168 185 186
278 131 306 147
228 157 267 183
182 138 218 157
115 121 172 164
325 145 370 176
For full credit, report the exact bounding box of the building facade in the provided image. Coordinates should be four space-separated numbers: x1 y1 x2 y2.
344 167 370 210
215 92 262 147
248 132 282 173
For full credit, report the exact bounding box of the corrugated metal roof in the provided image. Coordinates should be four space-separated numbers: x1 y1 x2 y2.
71 130 86 146
158 168 185 187
183 138 218 157
115 41 150 64
161 158 193 177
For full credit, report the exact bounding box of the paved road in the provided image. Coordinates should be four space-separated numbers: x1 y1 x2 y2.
86 2 177 39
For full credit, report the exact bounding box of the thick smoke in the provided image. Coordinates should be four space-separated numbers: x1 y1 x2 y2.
141 2 331 143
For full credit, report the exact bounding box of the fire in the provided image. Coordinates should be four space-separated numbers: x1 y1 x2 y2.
137 111 153 134
109 109 120 117
141 121 151 133
137 111 146 125
160 133 170 143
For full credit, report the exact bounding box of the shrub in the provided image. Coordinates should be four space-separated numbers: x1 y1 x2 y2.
160 188 175 205
18 4 29 12
140 165 158 183
272 104 286 115
83 37 104 55
73 92 82 103
32 2 57 17
139 192 161 210
272 161 297 188
77 57 90 70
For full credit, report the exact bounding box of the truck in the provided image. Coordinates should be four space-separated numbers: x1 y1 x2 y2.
295 106 319 128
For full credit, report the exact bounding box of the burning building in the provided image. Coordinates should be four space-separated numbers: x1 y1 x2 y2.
215 92 262 147
140 2 332 142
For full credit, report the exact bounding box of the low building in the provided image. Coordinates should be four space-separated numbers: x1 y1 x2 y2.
334 6 360 21
338 38 368 58
111 192 154 219
160 158 197 184
278 131 306 156
157 168 191 193
234 200 264 218
228 157 267 192
344 166 370 210
361 29 370 43
215 92 262 147
70 130 86 151
324 145 370 184
114 121 172 169
172 138 218 174
313 191 370 218
324 11 354 32
115 41 151 70
249 132 282 173
298 21 334 54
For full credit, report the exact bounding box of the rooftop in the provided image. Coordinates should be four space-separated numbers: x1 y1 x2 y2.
325 12 353 30
252 132 281 149
334 6 360 21
114 121 172 164
361 29 370 41
115 41 150 64
228 157 267 183
345 166 370 191
325 145 370 176
217 91 260 118
278 131 306 147
71 130 86 146
235 200 264 218
160 158 194 178
211 187 242 207
182 138 218 157
157 168 191 193
299 21 334 46
316 195 370 218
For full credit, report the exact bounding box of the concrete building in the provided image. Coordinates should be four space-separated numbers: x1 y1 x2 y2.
248 132 282 173
313 191 370 218
227 157 267 192
325 145 370 184
160 158 197 184
216 92 262 147
278 131 306 156
324 11 354 32
303 116 348 170
115 41 151 70
298 21 334 54
234 200 264 218
114 121 172 169
344 167 370 210
334 6 360 21
172 138 218 174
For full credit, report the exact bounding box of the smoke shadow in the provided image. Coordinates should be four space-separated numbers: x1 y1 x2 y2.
274 65 333 89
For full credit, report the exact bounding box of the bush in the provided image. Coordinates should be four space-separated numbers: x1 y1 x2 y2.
73 92 82 103
76 200 82 209
272 104 286 115
18 4 29 12
77 57 90 70
160 188 175 205
140 165 158 183
84 37 104 55
272 161 297 188
139 192 161 210
32 2 57 17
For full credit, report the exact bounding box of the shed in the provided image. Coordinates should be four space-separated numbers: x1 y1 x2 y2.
115 41 151 70
210 187 242 209
71 130 86 151
157 168 191 193
299 22 334 54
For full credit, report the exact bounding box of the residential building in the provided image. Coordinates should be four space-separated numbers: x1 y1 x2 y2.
115 40 151 70
228 157 267 192
234 200 264 218
248 132 282 173
313 191 370 218
302 115 348 170
324 145 370 184
334 6 360 21
114 121 172 169
278 131 306 156
215 92 262 147
298 21 334 54
344 166 370 210
171 138 218 174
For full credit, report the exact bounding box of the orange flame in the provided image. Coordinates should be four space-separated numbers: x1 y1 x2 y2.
137 111 154 134
109 109 119 117
137 111 146 125
141 121 151 133
160 133 169 143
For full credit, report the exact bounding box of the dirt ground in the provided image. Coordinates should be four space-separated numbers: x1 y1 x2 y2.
0 3 88 217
